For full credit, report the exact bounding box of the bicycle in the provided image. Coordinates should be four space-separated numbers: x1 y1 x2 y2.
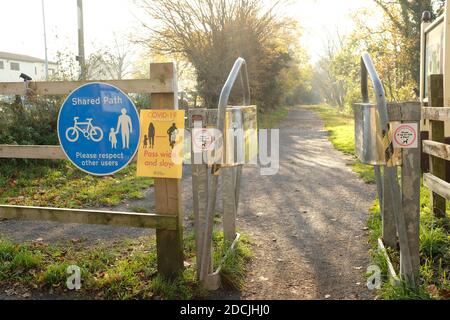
65 117 104 142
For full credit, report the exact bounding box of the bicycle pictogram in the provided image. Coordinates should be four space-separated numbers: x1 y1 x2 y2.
65 117 104 143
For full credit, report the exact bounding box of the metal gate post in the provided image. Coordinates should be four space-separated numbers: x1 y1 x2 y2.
222 166 238 242
190 109 214 280
361 57 397 249
199 58 250 288
361 53 417 287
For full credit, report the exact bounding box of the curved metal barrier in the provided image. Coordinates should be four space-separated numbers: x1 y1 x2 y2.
359 53 415 286
199 58 250 287
360 53 387 205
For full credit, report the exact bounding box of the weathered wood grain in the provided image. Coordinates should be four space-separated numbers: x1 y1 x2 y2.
0 205 177 230
423 140 450 160
422 107 450 121
0 145 66 160
150 62 184 279
0 79 173 96
424 173 450 201
428 75 446 218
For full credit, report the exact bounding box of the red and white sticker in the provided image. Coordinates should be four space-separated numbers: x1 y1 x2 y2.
392 123 418 149
192 128 215 152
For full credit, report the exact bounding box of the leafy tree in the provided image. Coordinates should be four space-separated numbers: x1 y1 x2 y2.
312 32 353 109
372 0 443 86
135 0 313 110
313 1 445 110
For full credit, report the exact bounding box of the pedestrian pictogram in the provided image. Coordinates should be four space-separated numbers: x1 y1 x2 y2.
136 110 185 179
57 82 140 176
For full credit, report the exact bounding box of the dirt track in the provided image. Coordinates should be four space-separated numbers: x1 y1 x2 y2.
216 106 377 300
0 106 376 300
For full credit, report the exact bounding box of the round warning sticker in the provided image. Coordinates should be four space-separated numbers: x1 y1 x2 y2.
393 123 418 149
193 128 215 152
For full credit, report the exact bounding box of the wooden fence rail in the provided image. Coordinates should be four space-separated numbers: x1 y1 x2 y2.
422 107 450 121
0 62 184 279
0 145 65 160
0 145 140 162
0 205 177 230
422 140 450 161
0 79 174 96
423 173 450 201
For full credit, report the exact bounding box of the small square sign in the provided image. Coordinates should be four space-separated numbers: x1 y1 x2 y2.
392 123 418 149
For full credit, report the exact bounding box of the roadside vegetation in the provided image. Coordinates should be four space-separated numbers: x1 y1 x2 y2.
0 230 252 300
258 106 291 129
0 95 155 209
312 1 440 113
0 157 253 299
0 161 153 208
312 104 450 300
304 105 374 183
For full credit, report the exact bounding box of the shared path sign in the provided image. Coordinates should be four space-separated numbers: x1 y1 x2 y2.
57 83 140 176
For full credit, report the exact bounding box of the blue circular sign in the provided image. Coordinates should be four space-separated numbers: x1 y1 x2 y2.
57 82 140 176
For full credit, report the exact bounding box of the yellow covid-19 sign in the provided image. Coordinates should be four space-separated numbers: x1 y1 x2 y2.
136 110 185 179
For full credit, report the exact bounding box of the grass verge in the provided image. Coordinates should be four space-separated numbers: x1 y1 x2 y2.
310 104 450 300
367 197 450 299
304 105 374 183
258 105 291 129
0 160 153 208
0 230 252 300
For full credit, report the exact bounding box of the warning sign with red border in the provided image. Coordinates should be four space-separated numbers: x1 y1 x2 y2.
392 123 418 149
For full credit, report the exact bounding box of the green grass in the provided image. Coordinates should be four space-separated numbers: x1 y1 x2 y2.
258 106 291 129
305 105 375 183
368 202 450 299
213 233 253 290
0 239 44 281
310 104 450 300
0 230 252 300
130 205 150 213
0 160 153 208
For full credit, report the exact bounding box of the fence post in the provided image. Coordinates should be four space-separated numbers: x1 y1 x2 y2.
150 62 184 279
399 102 422 285
428 75 446 218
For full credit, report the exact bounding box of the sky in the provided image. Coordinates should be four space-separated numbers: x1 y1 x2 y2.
0 0 378 65
290 0 377 62
0 0 143 62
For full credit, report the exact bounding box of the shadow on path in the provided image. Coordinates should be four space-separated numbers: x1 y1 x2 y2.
0 106 376 300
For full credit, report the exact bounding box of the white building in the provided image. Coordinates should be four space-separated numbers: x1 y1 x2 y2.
0 51 57 82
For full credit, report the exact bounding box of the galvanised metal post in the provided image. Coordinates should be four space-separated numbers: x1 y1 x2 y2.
199 58 250 283
361 53 415 286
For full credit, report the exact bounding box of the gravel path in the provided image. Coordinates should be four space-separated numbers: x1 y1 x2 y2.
222 106 377 300
0 105 376 300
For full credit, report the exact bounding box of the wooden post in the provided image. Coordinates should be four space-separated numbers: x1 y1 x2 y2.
428 75 446 218
383 102 422 287
400 103 422 285
150 62 184 279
